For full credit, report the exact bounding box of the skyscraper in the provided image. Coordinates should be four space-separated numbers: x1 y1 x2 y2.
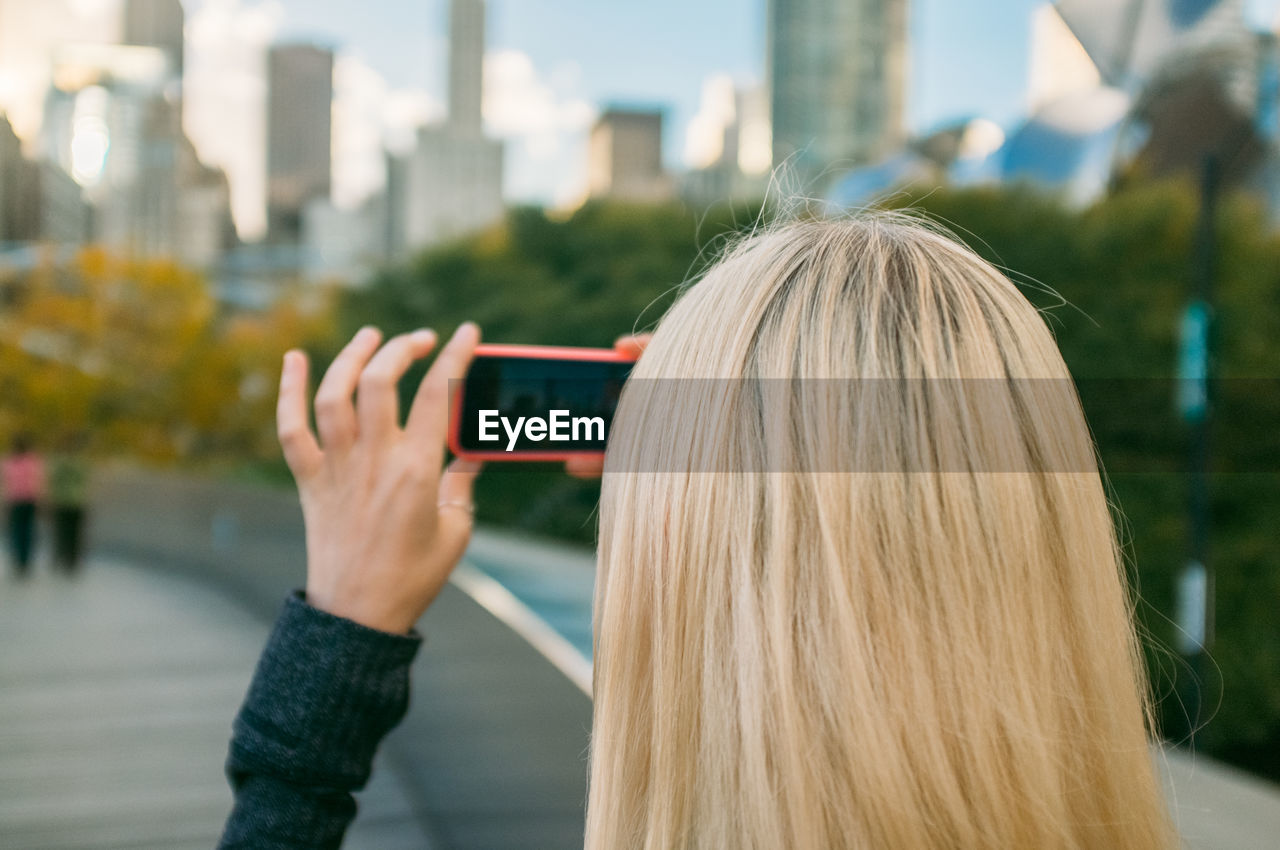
394 0 503 250
0 114 27 242
767 0 908 190
266 44 334 244
448 0 485 135
587 108 672 202
40 44 181 255
123 0 185 79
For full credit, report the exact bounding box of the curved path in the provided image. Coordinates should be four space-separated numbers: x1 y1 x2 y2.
86 465 594 850
0 559 428 849
3 464 1275 849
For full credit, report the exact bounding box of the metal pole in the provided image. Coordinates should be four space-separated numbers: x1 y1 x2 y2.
1176 154 1217 747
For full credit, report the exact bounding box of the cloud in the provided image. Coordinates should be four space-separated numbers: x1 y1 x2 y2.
332 52 448 208
332 53 443 207
684 73 737 170
383 90 442 153
188 20 597 229
482 49 596 207
67 0 118 18
333 46 601 212
184 0 285 241
682 73 772 177
332 54 389 209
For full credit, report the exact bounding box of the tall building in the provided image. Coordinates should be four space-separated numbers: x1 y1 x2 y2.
303 194 387 284
41 44 177 253
123 0 185 79
398 128 503 248
0 114 27 242
587 108 672 202
266 44 334 244
1 112 88 245
448 0 485 135
30 158 90 245
393 0 504 251
767 0 909 190
40 44 228 260
176 137 236 268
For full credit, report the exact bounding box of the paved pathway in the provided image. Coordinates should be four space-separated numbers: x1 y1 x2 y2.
89 466 594 850
3 466 1277 849
1161 747 1280 848
0 559 431 849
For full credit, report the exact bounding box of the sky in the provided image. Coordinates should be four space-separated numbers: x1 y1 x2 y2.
182 0 1049 236
2 0 1047 239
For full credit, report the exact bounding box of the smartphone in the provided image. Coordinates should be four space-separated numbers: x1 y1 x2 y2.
449 344 638 461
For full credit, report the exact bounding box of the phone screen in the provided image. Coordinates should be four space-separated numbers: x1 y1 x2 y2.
454 354 634 455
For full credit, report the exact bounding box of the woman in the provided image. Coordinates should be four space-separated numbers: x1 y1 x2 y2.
220 215 1175 848
3 433 45 578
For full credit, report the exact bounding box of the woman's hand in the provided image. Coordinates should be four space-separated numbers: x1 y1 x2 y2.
277 323 483 634
564 334 651 479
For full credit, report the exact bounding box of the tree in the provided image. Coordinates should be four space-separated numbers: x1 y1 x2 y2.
0 247 334 466
341 188 1280 780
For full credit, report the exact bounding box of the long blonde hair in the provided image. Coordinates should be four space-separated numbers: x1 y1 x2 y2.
588 215 1174 848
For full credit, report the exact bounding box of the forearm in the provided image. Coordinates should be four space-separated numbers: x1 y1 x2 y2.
219 592 421 849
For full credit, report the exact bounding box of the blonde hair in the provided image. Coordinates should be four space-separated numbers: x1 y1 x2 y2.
587 215 1174 848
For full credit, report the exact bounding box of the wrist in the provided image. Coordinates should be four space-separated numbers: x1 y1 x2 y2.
304 585 417 635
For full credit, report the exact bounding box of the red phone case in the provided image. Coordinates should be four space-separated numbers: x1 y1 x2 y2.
448 343 638 462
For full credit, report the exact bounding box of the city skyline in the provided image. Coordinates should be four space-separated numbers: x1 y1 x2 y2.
212 0 1039 216
187 0 1048 238
4 0 1063 241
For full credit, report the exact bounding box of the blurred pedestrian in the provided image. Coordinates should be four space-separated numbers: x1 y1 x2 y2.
2 433 45 578
48 432 90 575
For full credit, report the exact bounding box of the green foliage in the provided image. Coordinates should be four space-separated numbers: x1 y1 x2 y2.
345 200 764 345
894 181 1280 772
343 187 1280 778
340 199 767 546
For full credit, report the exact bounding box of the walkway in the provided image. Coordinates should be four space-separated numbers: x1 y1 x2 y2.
1 466 1276 848
0 559 430 849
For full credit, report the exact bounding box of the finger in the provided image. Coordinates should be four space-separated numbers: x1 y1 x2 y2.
565 455 605 479
614 334 652 359
277 350 323 480
314 326 382 452
405 322 481 467
356 329 437 438
438 458 482 506
436 458 482 562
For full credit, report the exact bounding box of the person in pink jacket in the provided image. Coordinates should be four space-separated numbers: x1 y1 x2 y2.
3 433 45 577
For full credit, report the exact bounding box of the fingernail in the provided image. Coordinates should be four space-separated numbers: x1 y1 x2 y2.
412 328 436 345
357 325 379 342
456 321 478 339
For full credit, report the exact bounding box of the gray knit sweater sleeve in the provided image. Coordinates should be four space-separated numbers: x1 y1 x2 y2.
218 591 422 849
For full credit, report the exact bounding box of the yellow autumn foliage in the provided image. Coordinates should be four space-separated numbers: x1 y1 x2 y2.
0 247 335 462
